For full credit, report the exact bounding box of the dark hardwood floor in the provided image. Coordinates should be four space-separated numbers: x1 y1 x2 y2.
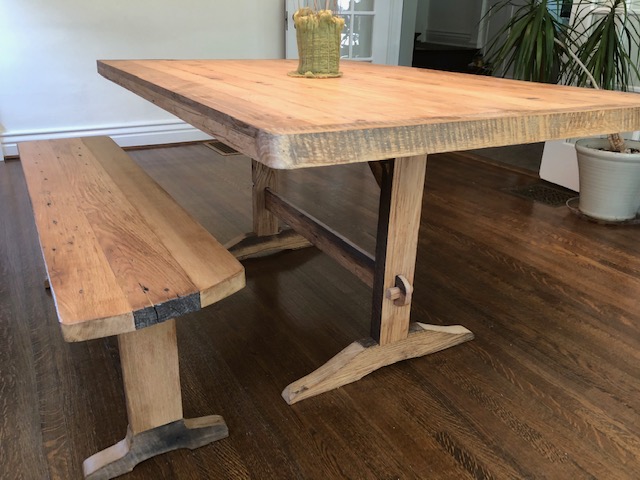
2 143 639 479
470 143 545 174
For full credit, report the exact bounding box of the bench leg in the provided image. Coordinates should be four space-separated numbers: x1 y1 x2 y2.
82 319 228 480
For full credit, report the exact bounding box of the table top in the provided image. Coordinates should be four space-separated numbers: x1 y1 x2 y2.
98 59 640 169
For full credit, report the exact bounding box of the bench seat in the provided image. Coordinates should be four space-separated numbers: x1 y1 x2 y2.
19 136 245 480
19 136 244 341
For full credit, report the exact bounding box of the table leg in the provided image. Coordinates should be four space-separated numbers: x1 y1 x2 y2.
371 156 426 344
226 160 312 259
282 155 473 405
367 160 387 189
82 320 228 479
252 159 280 236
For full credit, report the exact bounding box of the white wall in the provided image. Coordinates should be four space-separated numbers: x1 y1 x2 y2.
0 0 285 158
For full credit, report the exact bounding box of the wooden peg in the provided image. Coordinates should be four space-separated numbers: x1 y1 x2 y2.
384 275 413 306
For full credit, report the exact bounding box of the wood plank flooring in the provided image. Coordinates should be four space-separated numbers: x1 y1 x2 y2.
1 143 639 479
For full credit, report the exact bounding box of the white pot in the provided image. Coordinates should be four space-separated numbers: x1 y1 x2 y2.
576 138 640 221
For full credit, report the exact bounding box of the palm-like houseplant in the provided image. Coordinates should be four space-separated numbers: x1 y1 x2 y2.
485 0 567 84
485 0 640 220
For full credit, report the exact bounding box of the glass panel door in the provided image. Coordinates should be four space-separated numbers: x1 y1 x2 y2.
338 0 375 61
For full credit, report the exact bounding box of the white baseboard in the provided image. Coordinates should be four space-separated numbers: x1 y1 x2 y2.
1 120 213 160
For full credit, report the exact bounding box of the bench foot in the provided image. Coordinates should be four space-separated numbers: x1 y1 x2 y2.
282 323 473 405
225 228 312 260
81 320 229 479
83 415 228 480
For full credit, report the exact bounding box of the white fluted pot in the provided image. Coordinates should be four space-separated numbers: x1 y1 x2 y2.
576 138 640 221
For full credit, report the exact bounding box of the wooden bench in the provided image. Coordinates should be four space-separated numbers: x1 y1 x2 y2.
18 137 245 480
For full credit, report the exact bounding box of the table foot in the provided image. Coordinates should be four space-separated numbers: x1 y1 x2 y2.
83 415 228 480
225 228 312 260
282 323 473 405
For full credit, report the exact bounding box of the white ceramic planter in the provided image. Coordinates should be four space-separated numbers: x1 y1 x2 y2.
576 138 640 221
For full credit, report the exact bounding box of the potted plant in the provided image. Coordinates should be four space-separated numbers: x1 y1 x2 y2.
288 1 345 78
485 0 640 221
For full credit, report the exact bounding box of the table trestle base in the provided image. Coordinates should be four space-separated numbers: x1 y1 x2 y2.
265 187 375 287
242 157 475 404
267 155 475 403
95 59 640 407
253 159 280 236
225 229 312 260
282 322 474 405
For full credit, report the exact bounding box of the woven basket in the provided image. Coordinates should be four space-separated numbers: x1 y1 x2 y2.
289 8 345 78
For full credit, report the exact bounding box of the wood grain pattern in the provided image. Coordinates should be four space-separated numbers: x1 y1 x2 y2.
76 319 230 480
225 229 313 260
372 155 428 345
282 323 473 405
81 137 245 310
252 160 280 235
98 59 640 169
265 188 375 287
18 137 245 341
19 139 135 340
83 416 228 480
118 320 182 435
0 158 50 479
6 144 640 478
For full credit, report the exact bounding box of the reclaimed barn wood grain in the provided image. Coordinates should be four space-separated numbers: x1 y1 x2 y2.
83 417 228 480
18 138 246 479
251 160 280 235
97 58 640 403
282 323 473 405
224 159 313 259
265 188 375 287
98 59 640 169
119 320 183 435
18 137 245 341
372 155 428 345
82 320 229 480
5 144 640 478
225 229 312 261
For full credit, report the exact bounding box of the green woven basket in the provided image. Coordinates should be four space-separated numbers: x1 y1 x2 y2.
289 8 345 78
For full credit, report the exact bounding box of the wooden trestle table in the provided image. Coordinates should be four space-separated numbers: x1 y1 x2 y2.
98 59 640 404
